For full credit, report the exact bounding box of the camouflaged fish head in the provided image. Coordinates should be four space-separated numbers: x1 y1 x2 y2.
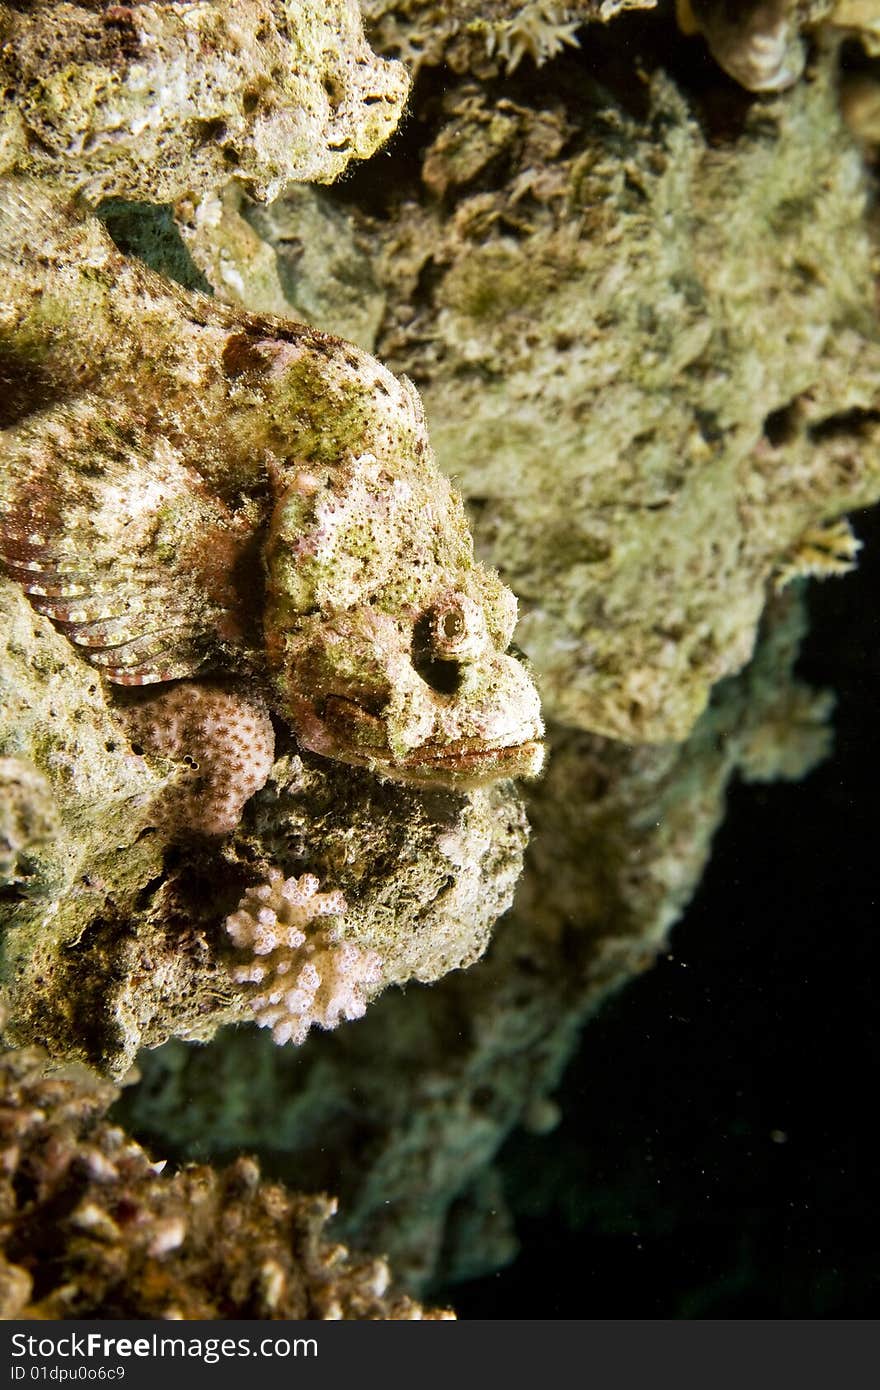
0 191 543 790
262 414 544 788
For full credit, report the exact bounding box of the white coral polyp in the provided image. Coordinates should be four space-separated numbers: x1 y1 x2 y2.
225 870 382 1045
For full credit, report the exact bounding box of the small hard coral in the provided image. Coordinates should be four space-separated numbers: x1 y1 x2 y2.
0 1047 450 1319
226 870 382 1045
118 683 276 837
773 518 862 590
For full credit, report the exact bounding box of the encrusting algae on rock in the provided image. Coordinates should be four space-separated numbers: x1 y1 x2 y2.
0 557 530 1073
0 0 410 202
2 0 880 1315
117 683 277 837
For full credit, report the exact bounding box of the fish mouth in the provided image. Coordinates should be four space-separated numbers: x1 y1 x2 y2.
377 734 545 789
311 693 544 788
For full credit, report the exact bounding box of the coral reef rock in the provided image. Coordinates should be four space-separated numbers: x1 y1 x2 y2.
208 46 880 745
2 0 877 1315
362 0 657 77
123 591 832 1289
176 182 387 349
0 563 528 1076
832 0 880 55
0 1047 451 1319
0 1 409 203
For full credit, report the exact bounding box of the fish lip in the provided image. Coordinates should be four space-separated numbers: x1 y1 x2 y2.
298 688 544 783
401 737 544 771
380 732 546 786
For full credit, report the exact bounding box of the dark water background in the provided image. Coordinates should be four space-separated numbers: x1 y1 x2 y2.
444 504 880 1318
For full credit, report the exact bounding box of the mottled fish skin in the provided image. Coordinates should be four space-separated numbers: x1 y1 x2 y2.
0 184 544 789
680 0 806 91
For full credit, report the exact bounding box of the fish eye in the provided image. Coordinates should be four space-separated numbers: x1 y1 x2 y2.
411 592 488 694
426 592 485 660
439 608 465 642
411 609 463 696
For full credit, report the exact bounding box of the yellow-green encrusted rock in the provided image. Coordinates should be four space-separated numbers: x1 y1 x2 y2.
0 0 409 203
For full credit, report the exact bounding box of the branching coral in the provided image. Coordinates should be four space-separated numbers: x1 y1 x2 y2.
363 0 653 77
0 0 409 202
226 870 382 1045
773 518 862 590
0 1047 451 1319
118 684 276 837
486 2 582 72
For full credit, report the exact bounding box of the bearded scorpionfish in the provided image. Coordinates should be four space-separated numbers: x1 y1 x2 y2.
0 185 544 789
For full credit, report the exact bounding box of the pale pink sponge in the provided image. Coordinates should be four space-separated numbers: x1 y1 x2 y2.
225 870 382 1045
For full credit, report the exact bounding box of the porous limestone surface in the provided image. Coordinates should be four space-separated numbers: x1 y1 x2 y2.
376 63 880 745
0 0 409 203
2 0 877 1310
209 51 880 744
0 578 168 913
122 591 832 1289
173 182 387 351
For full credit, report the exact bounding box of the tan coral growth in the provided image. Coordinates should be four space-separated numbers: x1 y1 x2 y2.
363 0 653 77
119 683 275 836
0 756 59 894
0 0 409 202
487 2 582 72
226 870 382 1045
676 0 806 91
773 518 862 590
0 1047 451 1319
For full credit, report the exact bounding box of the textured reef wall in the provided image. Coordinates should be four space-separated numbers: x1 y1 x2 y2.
0 1045 451 1318
189 33 880 743
121 588 833 1287
0 571 527 1074
2 0 880 1312
0 4 536 1073
0 0 409 200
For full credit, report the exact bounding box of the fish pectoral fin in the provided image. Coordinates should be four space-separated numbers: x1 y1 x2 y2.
3 547 213 684
1 398 253 685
